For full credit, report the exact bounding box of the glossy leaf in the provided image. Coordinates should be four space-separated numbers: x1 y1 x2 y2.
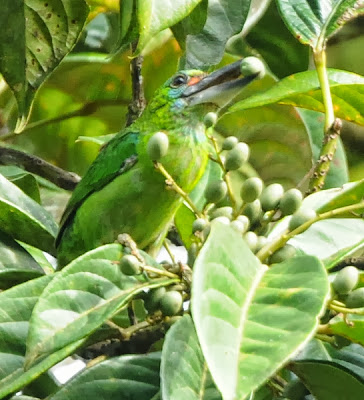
0 0 89 131
276 0 362 47
324 239 364 270
298 108 349 188
330 315 364 346
290 219 364 260
296 339 364 379
229 69 364 126
0 173 58 254
182 0 252 69
136 0 203 52
192 222 329 400
245 1 309 78
291 360 364 399
0 230 44 289
161 315 221 400
49 353 161 400
25 244 177 367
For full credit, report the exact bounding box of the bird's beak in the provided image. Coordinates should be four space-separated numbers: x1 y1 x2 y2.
182 60 259 108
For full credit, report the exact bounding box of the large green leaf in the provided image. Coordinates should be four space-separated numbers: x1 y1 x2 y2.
229 69 364 126
330 315 364 347
49 353 161 400
276 0 362 47
291 361 364 399
0 0 89 131
192 222 329 400
0 230 43 289
0 173 58 254
136 0 203 52
181 0 252 69
25 244 177 367
161 315 221 400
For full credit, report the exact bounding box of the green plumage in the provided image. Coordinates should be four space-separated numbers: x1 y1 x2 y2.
56 71 211 266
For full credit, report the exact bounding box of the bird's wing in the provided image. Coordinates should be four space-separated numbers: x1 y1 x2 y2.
56 131 139 247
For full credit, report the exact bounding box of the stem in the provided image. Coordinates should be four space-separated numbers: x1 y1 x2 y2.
142 265 179 279
163 240 176 264
154 161 202 218
308 47 340 193
256 201 364 262
329 302 364 316
0 146 81 190
126 43 146 126
1 99 128 142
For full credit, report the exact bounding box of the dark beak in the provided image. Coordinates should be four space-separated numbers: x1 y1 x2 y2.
182 60 259 107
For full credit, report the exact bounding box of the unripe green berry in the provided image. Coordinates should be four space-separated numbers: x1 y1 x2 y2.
120 254 142 275
224 142 250 171
345 287 364 308
288 208 317 231
230 219 248 234
210 206 233 220
260 183 284 211
241 177 264 203
222 136 239 150
192 218 209 233
244 231 258 252
144 287 166 312
235 215 250 232
256 236 268 252
269 244 296 264
187 242 198 266
204 112 218 128
213 216 230 225
243 199 262 225
279 188 303 216
332 266 359 295
240 57 266 79
204 180 228 204
147 132 169 161
160 291 183 316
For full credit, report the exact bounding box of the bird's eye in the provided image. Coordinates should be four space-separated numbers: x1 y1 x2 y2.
170 74 187 88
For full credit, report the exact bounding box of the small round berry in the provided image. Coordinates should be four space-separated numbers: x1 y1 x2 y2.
192 218 209 233
241 177 264 203
332 266 359 295
144 287 166 312
288 208 317 231
269 244 296 264
147 132 169 161
204 112 218 128
204 180 228 204
243 199 262 225
160 291 183 316
224 142 250 171
260 183 284 211
120 254 142 275
210 206 233 220
244 231 258 252
240 57 265 79
345 287 364 309
279 188 303 216
222 136 239 150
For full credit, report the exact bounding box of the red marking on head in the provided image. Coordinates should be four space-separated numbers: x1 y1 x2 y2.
188 76 202 86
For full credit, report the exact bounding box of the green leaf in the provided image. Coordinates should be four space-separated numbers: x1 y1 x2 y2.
245 1 310 78
182 0 252 69
192 222 329 400
324 239 364 270
276 0 363 47
0 230 44 289
298 109 349 188
330 315 364 346
49 353 161 400
0 0 89 131
25 244 177 367
291 360 364 399
229 69 364 126
296 339 364 380
161 315 221 400
136 0 204 52
0 173 58 254
289 219 364 260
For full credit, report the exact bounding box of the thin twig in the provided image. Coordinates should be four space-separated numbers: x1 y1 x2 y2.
1 99 128 142
0 146 80 190
126 42 146 126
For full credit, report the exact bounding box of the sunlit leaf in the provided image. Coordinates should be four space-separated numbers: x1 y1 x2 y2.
192 222 329 399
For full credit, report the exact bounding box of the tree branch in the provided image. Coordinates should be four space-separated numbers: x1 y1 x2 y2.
0 147 81 190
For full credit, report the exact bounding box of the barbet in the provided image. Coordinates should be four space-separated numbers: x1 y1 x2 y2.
56 60 258 267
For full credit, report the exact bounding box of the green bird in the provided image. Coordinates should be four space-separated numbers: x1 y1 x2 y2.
56 60 258 267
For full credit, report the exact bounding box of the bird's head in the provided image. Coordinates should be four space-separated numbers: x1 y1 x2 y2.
146 60 260 121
